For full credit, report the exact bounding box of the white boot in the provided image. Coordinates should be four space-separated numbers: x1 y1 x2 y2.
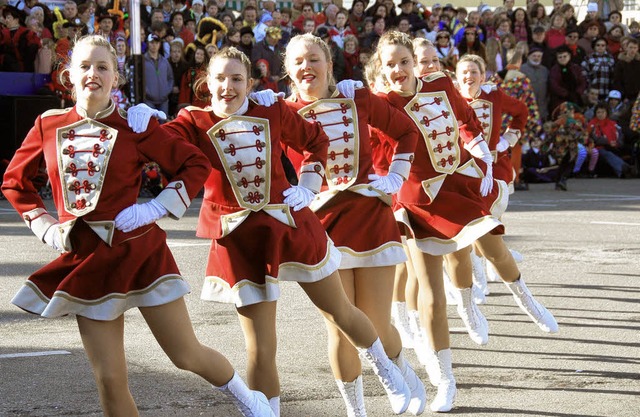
407 309 421 346
392 351 427 415
505 277 558 333
413 326 440 387
391 301 415 349
470 251 490 296
455 287 489 345
442 269 458 305
358 338 411 414
215 372 275 417
336 376 367 417
268 396 280 417
430 349 456 413
472 283 487 305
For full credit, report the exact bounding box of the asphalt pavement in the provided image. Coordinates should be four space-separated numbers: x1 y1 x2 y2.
1 177 639 417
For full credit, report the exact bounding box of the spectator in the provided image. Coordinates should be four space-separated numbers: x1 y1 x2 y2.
510 7 530 44
485 37 502 77
328 9 352 49
172 0 188 15
560 4 577 28
361 14 385 50
241 5 258 29
545 13 567 49
253 11 273 43
279 7 293 34
292 2 315 32
96 14 122 45
605 24 624 56
171 11 194 45
549 45 588 113
349 0 367 36
316 3 339 30
595 0 624 21
301 17 316 34
237 25 254 57
434 29 458 71
521 47 549 121
396 0 427 34
552 0 564 15
578 20 602 56
178 44 209 108
606 89 628 122
251 26 285 91
582 36 615 100
521 136 560 185
205 1 218 19
253 58 278 92
458 25 486 61
529 25 555 68
587 101 633 177
564 26 586 65
528 3 549 29
1 5 41 72
613 37 640 102
144 33 174 115
189 0 205 26
583 87 600 120
342 34 362 80
315 25 345 81
223 27 240 48
62 0 77 21
168 39 188 116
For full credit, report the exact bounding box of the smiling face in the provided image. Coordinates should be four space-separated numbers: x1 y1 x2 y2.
415 44 440 76
456 59 483 98
380 43 415 93
286 39 331 100
208 57 252 115
69 42 118 110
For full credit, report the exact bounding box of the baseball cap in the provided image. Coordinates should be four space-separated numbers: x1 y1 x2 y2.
147 33 161 42
191 0 204 5
608 90 622 100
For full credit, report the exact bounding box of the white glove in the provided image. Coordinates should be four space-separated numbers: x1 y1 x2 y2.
368 172 404 195
114 199 168 233
127 103 167 133
503 129 521 147
496 136 510 152
249 90 285 107
480 164 494 197
283 185 315 211
43 224 68 253
336 79 363 99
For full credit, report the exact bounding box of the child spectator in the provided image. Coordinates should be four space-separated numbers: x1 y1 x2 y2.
587 102 634 177
253 58 279 92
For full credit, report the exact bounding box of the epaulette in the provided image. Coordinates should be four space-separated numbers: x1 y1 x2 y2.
41 108 72 118
480 83 498 94
184 105 210 113
421 72 447 83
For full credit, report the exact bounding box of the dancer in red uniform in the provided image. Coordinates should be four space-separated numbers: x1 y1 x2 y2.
1 35 270 417
131 46 411 417
279 33 425 416
456 54 529 299
370 31 558 412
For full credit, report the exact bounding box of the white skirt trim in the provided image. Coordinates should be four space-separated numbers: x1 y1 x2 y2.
11 275 190 321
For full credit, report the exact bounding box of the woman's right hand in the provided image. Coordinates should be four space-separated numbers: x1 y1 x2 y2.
127 103 167 133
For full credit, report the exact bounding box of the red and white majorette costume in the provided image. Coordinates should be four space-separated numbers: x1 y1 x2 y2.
464 83 527 194
163 98 340 307
1 102 211 320
284 88 418 268
380 72 509 255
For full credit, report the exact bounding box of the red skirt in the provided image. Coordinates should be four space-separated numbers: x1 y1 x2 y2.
396 172 508 255
11 220 190 320
315 191 406 268
494 151 516 194
200 208 341 307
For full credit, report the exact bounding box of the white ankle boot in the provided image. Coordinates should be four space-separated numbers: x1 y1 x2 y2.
430 349 456 413
392 351 427 415
470 251 489 296
407 309 421 345
391 301 415 349
456 287 489 345
268 396 280 417
358 338 411 414
413 327 440 387
505 277 558 333
215 372 275 417
336 376 367 417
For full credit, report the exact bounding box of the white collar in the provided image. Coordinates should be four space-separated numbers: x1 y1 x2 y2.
213 97 249 118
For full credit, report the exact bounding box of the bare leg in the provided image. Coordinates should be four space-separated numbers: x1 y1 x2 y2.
393 262 408 303
475 233 519 282
404 245 420 312
445 247 473 289
235 301 279 398
406 239 449 351
299 271 377 348
139 298 234 387
76 315 139 417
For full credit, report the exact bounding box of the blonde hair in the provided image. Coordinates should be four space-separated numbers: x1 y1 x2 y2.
284 33 335 96
194 46 252 101
372 31 415 86
484 37 500 73
458 54 486 75
67 35 122 100
412 37 434 51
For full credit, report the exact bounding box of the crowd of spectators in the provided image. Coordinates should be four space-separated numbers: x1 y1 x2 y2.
1 0 639 186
